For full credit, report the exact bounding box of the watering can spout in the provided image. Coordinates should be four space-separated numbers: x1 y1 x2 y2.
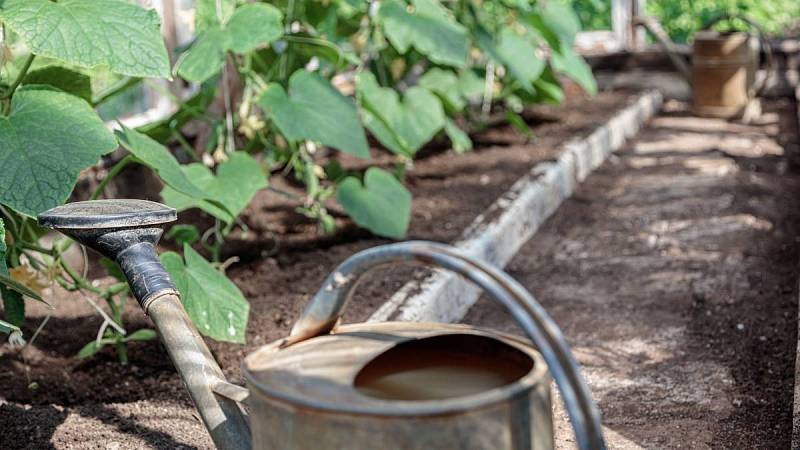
39 199 253 450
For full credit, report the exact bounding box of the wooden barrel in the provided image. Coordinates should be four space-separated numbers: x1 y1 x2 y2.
691 31 758 118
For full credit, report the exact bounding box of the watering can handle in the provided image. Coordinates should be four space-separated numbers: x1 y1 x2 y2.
288 241 607 450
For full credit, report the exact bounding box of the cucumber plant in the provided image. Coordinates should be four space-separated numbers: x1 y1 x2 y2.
158 0 595 241
0 0 250 361
0 0 595 360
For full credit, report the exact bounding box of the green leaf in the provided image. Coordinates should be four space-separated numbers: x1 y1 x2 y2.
532 68 565 104
195 0 235 33
0 0 170 78
115 125 210 201
419 68 466 112
444 119 472 153
552 47 597 95
0 318 21 336
0 220 23 326
176 28 228 84
0 89 117 216
0 273 46 304
336 168 411 239
161 152 267 224
226 5 283 54
357 72 445 157
23 66 92 102
161 165 217 214
537 1 581 49
505 110 534 138
259 70 369 158
458 70 486 101
1 286 24 327
378 0 469 67
476 26 544 93
177 3 283 82
78 339 111 358
124 328 157 342
161 246 249 344
166 225 201 247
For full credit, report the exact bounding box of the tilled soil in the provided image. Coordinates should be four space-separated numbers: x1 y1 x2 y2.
463 99 800 449
0 90 639 449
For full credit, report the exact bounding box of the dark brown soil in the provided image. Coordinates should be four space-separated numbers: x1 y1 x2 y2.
463 98 800 449
0 89 640 449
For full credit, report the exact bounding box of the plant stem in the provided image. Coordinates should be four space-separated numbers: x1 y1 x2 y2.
106 282 129 297
61 259 103 295
172 129 201 162
2 53 35 101
91 155 135 200
115 339 128 364
18 242 56 256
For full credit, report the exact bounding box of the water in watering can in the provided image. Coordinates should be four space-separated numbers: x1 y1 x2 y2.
354 334 534 401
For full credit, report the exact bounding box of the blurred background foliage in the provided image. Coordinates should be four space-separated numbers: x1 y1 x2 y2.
564 0 800 42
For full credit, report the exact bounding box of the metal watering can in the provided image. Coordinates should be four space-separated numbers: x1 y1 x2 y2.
635 13 773 119
38 199 607 450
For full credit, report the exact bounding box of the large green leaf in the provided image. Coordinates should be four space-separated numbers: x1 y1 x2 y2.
0 89 117 216
23 66 92 103
379 0 469 67
0 0 170 78
336 168 411 239
115 125 210 201
161 152 267 224
259 70 369 158
161 245 249 343
476 27 544 93
357 72 445 157
177 3 283 82
552 47 597 95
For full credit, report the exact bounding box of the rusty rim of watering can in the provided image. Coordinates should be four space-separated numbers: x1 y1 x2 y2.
242 322 550 417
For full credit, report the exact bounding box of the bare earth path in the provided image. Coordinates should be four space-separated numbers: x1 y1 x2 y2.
463 99 800 449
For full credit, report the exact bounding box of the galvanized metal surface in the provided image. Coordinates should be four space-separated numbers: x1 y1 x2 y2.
246 322 554 450
636 13 774 119
38 200 251 450
691 31 757 117
39 201 604 450
247 322 546 414
276 241 606 450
